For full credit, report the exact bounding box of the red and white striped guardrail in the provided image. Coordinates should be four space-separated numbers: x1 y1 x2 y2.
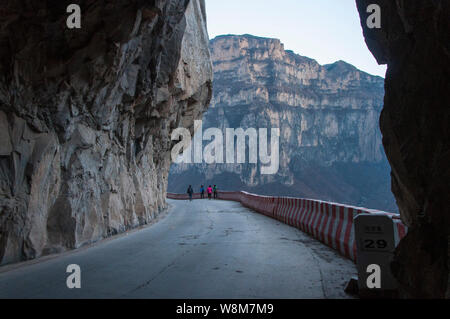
274 199 359 260
240 192 275 218
166 191 408 262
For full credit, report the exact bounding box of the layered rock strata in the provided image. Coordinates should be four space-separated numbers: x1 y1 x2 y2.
169 34 395 212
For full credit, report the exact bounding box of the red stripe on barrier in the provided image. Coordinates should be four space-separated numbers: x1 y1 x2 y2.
290 198 298 226
335 206 345 254
312 202 321 237
315 202 323 241
289 198 296 225
319 203 330 244
342 208 354 259
311 202 321 238
285 198 291 224
275 197 282 221
300 199 309 232
304 201 314 235
286 198 292 225
296 199 304 230
309 201 317 236
293 199 302 229
327 205 336 249
317 203 325 244
283 198 290 223
291 199 298 226
309 202 316 236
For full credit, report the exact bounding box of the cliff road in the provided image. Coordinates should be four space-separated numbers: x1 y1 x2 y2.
0 199 356 299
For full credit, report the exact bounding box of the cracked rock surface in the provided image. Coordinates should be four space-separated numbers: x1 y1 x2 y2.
0 0 212 265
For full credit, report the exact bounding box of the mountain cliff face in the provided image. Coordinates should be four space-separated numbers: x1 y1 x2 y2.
169 34 396 211
0 0 212 265
356 0 450 298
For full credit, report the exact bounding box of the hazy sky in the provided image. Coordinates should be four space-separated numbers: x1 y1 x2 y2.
205 0 387 77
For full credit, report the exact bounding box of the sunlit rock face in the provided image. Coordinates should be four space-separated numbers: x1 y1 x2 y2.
0 0 212 265
169 34 395 211
356 0 450 298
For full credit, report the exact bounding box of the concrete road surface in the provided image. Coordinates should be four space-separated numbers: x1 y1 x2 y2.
0 199 357 299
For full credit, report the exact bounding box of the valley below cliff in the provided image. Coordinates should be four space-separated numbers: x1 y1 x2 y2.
169 34 397 212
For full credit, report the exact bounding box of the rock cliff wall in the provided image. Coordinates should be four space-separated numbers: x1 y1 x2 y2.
169 34 396 211
356 0 450 298
0 0 212 265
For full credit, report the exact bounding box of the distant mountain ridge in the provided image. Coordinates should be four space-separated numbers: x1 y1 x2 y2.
169 34 396 212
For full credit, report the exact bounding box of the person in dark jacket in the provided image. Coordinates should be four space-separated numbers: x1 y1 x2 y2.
187 185 194 201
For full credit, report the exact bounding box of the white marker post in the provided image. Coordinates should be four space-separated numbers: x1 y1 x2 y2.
354 214 398 297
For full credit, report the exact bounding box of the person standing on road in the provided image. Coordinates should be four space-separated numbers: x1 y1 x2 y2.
213 185 218 199
200 185 205 199
207 185 213 200
187 185 194 201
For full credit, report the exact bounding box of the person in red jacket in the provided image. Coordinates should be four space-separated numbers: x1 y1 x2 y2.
207 185 213 200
